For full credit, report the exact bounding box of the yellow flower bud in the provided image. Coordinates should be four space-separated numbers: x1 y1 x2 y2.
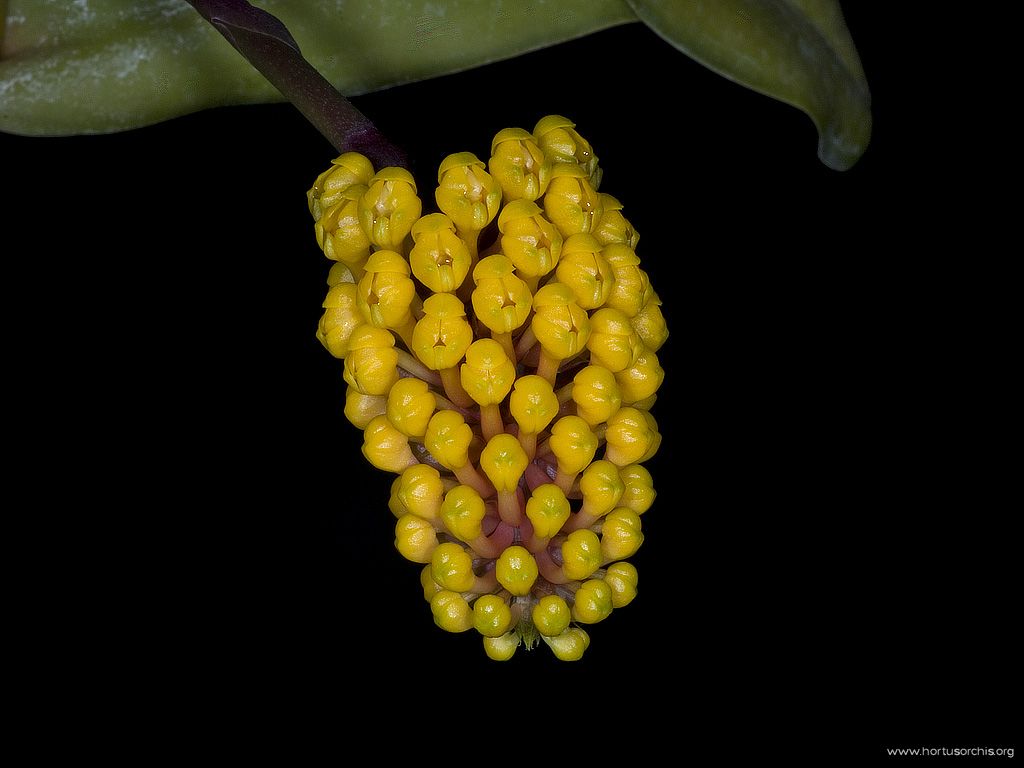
509 375 559 435
440 484 487 542
497 200 562 282
435 152 502 232
316 283 361 359
533 114 600 189
470 255 533 334
604 407 662 466
409 213 472 294
342 325 400 395
423 410 474 470
488 127 551 202
361 415 417 473
587 307 643 373
326 261 355 286
619 464 656 515
315 185 372 266
483 632 519 661
541 626 590 661
561 529 602 581
430 542 476 593
460 338 515 408
600 508 644 560
411 293 474 371
556 233 615 310
571 365 622 427
572 579 613 624
394 513 438 563
548 415 599 475
579 460 624 518
430 590 473 633
473 594 513 638
632 292 669 352
479 433 529 494
344 387 386 429
530 282 591 361
602 243 651 318
532 595 572 637
592 193 639 248
356 249 417 331
359 166 422 250
604 561 639 608
495 545 538 596
525 483 571 540
385 377 436 439
420 564 444 601
543 163 603 238
615 347 665 404
307 151 374 219
393 463 447 521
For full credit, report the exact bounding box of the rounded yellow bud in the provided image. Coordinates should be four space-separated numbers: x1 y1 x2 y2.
572 579 613 624
479 433 529 493
632 292 669 352
532 595 572 637
356 249 417 330
615 347 665 404
308 152 374 219
497 200 562 281
424 410 474 470
548 415 599 475
619 464 657 514
440 484 487 542
579 460 624 518
495 546 538 596
361 415 417 473
543 164 603 238
592 193 639 248
435 152 502 232
359 166 422 249
386 377 436 439
315 185 372 265
409 213 472 294
460 338 516 407
343 387 386 429
342 325 400 395
488 127 551 202
411 293 474 371
533 114 600 189
542 626 590 661
604 407 661 466
604 561 639 608
509 375 559 435
430 542 476 593
571 365 622 427
420 564 443 601
326 261 355 286
473 594 513 637
530 282 591 361
587 307 643 373
600 508 644 560
471 255 533 334
556 233 615 310
525 483 571 539
393 464 447 521
561 529 603 581
482 632 519 661
394 513 438 563
316 283 361 359
602 243 651 318
430 590 473 633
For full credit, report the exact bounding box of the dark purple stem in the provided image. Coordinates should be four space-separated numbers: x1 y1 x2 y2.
185 0 407 169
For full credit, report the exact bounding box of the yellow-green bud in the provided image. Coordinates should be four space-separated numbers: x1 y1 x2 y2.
543 163 603 238
615 347 665 404
602 243 651 318
572 579 613 624
531 282 591 361
424 410 474 470
604 407 661 466
326 261 355 286
315 185 372 265
532 595 572 637
592 193 639 248
579 460 624 518
533 114 600 189
435 152 502 232
571 365 622 427
541 627 590 661
509 375 559 435
587 307 643 373
471 255 533 334
440 484 487 542
479 433 529 493
420 564 443 601
308 151 374 219
430 542 476 593
356 249 417 330
495 545 538 596
488 127 551 202
359 166 422 250
409 213 472 294
473 594 513 637
342 325 400 395
316 283 361 359
411 293 474 371
394 513 438 563
604 561 639 608
393 464 447 521
430 590 473 633
482 632 519 661
361 415 417 473
561 529 603 581
460 338 516 407
600 508 644 560
343 387 386 429
549 415 599 475
525 483 571 539
556 233 615 310
632 292 669 352
385 377 436 439
497 200 562 281
619 464 657 514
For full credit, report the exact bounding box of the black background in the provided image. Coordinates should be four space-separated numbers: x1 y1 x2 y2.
3 5 1016 760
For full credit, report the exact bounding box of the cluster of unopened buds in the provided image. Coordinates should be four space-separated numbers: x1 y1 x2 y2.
308 115 668 660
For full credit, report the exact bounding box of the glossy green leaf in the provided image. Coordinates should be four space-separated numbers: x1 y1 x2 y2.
624 0 871 170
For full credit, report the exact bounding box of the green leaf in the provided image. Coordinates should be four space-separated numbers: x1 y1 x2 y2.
624 0 871 170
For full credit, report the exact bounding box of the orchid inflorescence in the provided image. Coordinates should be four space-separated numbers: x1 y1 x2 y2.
309 115 668 661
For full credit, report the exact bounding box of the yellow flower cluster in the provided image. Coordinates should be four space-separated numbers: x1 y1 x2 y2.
308 115 668 661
